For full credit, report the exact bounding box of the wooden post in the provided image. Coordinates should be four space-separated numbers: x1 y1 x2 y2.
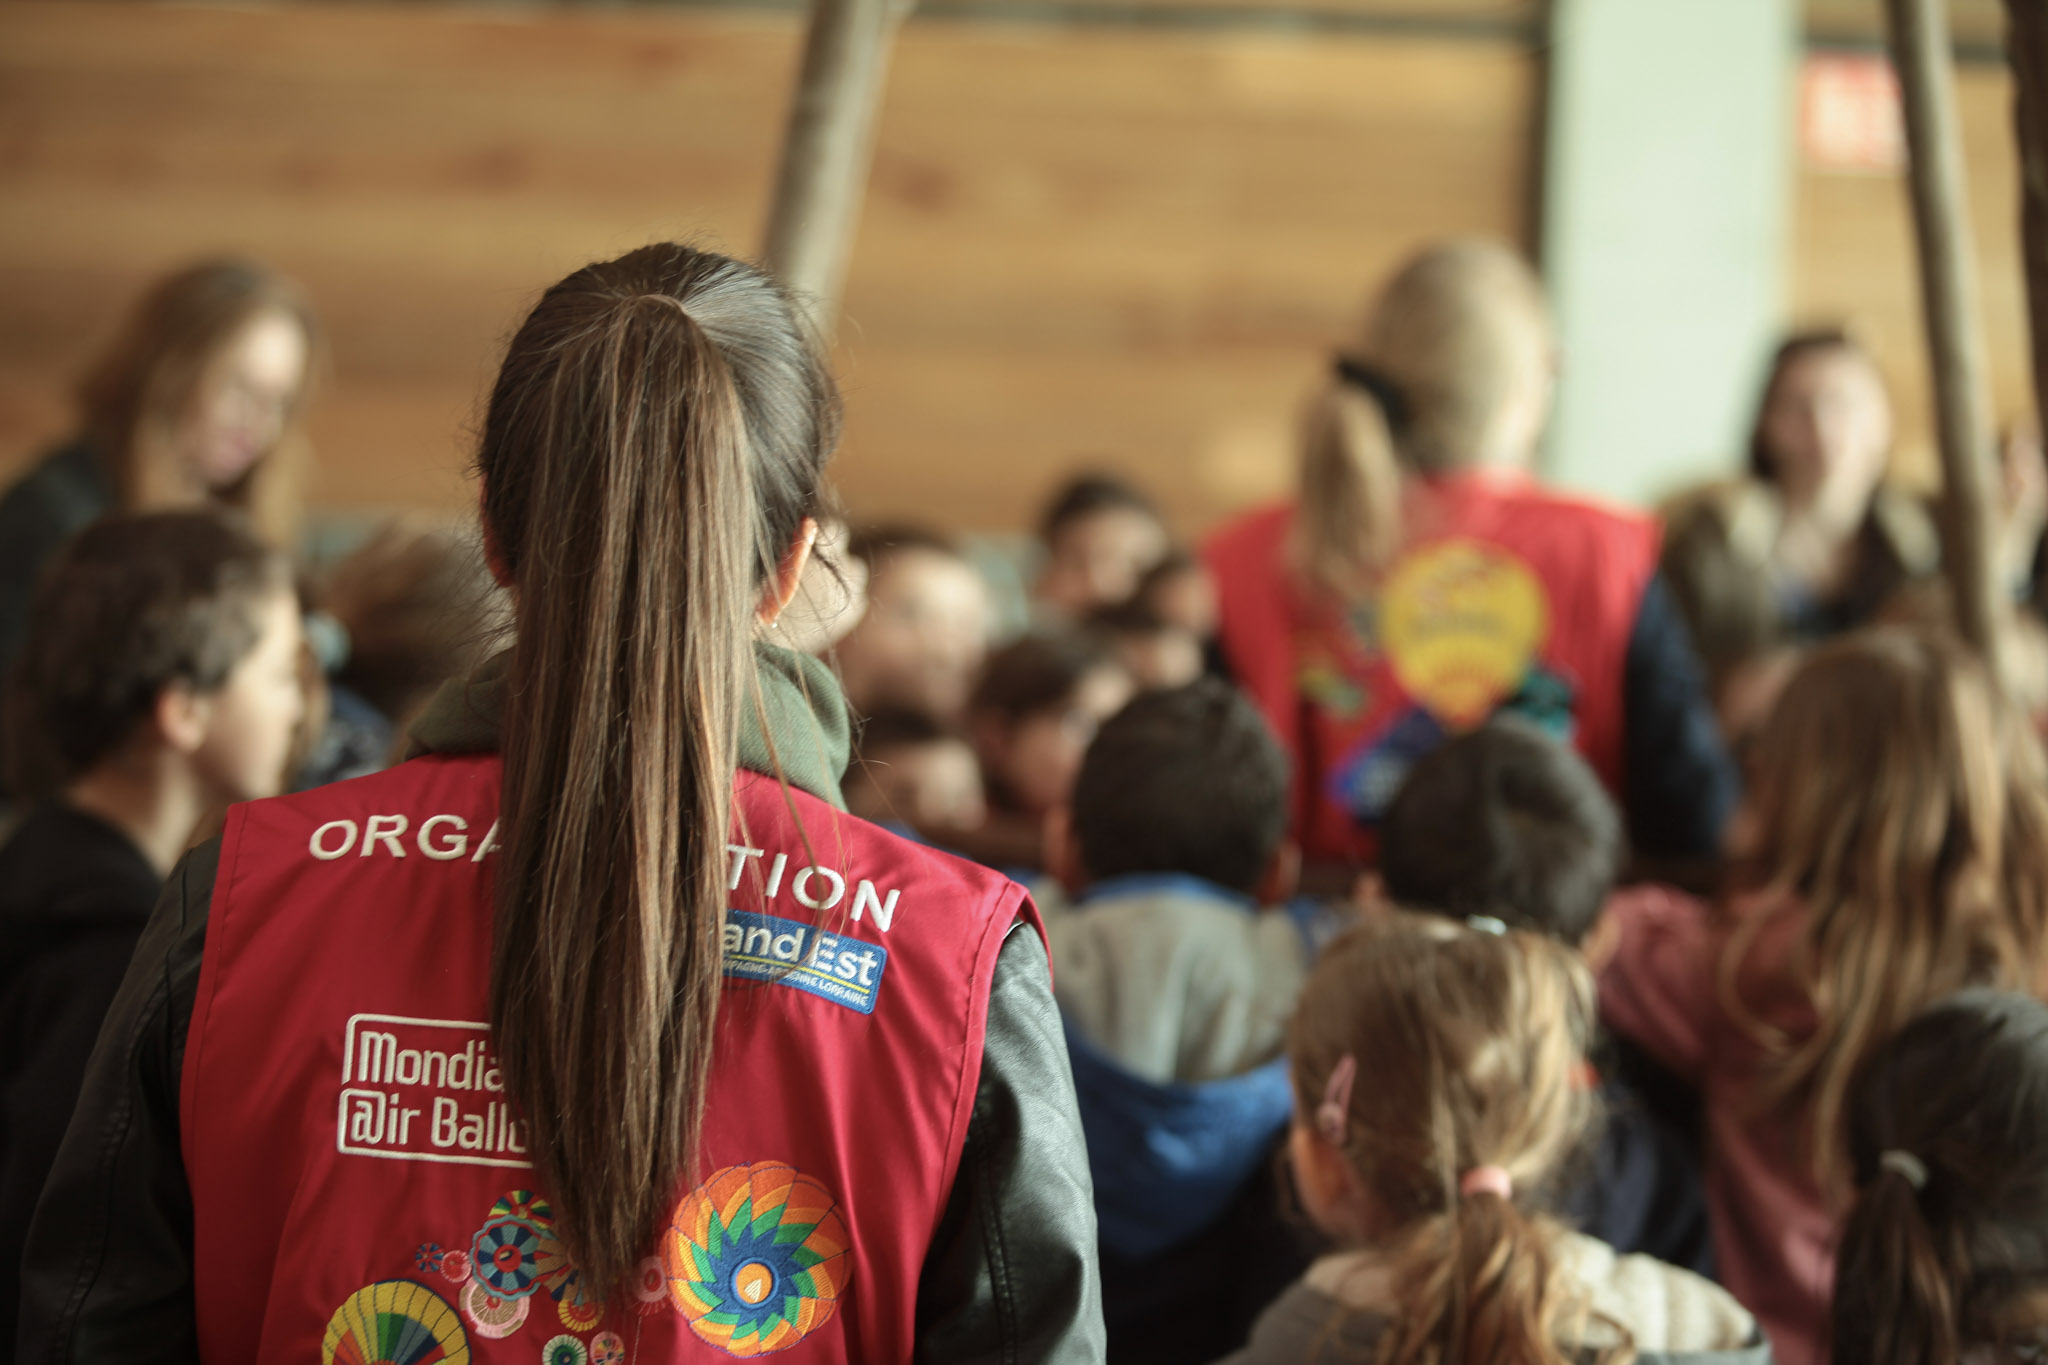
1885 0 2002 658
2010 0 2048 431
762 0 908 339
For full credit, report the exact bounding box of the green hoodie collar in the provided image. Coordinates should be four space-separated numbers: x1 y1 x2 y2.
405 641 850 810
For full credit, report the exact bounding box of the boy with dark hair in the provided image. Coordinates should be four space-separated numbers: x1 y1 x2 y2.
1046 678 1327 1363
1083 597 1202 693
0 510 304 1346
1374 720 1714 1277
1035 472 1171 619
1379 715 1622 945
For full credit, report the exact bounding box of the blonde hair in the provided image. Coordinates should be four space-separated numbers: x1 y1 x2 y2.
1291 913 1625 1365
77 258 320 548
1292 240 1554 599
1725 627 2048 1188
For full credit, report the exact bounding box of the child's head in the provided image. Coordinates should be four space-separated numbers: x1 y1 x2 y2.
6 509 303 805
970 631 1134 819
1083 598 1203 693
846 707 986 833
1136 549 1218 639
832 524 990 721
1288 913 1598 1364
1833 989 2048 1365
1379 721 1623 948
1035 473 1170 618
1734 627 2048 1176
320 518 510 731
1060 678 1289 898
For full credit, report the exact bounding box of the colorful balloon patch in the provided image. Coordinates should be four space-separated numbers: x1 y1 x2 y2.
321 1279 469 1365
634 1257 667 1304
471 1216 552 1299
414 1243 445 1275
1380 538 1549 727
557 1293 603 1332
541 1336 588 1365
440 1250 472 1286
489 1189 555 1226
664 1161 850 1356
590 1331 627 1365
460 1280 529 1339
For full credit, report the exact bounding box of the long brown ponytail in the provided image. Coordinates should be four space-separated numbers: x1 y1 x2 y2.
1291 240 1554 601
1831 989 2048 1365
1290 914 1619 1365
477 246 837 1301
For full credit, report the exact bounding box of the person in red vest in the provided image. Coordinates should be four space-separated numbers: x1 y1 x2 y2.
1205 240 1735 884
19 245 1104 1363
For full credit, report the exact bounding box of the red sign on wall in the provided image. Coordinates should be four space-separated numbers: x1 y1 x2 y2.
1801 54 1906 173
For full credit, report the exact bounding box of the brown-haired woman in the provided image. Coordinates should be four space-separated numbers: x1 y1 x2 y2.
1204 240 1735 887
1601 627 2048 1365
1830 989 2048 1365
1224 912 1767 1365
1660 332 2048 700
0 258 319 675
20 245 1102 1361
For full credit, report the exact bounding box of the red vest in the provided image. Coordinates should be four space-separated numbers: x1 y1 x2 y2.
180 753 1038 1364
1204 471 1656 865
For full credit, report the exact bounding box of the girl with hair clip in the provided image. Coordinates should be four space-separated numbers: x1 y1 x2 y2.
1831 989 2048 1365
1602 628 2048 1365
0 259 320 675
1203 240 1735 888
19 245 1103 1362
1224 912 1766 1365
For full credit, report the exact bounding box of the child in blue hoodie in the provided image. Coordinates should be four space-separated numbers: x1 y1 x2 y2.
1043 678 1335 1363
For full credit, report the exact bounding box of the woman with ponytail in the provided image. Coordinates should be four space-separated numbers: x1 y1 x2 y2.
20 245 1104 1363
1831 990 2048 1365
1203 241 1734 885
1223 912 1766 1365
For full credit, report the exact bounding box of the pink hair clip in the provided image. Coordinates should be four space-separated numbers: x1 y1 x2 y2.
1460 1165 1514 1201
1316 1054 1358 1146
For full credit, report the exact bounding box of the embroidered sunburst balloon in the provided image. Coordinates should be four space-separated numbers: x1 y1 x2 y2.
663 1162 851 1356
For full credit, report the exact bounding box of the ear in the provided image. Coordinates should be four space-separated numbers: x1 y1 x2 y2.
1044 804 1087 899
154 683 212 756
759 517 820 626
1287 1119 1369 1242
1351 869 1393 918
1255 839 1300 906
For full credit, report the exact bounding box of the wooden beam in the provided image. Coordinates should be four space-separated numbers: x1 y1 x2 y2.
762 0 909 338
1886 0 2002 658
2010 0 2048 434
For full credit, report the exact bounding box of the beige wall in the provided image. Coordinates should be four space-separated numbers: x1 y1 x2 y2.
0 1 1535 542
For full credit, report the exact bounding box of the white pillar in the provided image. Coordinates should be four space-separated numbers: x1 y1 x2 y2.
1540 0 1799 508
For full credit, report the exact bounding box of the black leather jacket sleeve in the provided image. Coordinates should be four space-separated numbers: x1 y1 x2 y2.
17 841 1106 1365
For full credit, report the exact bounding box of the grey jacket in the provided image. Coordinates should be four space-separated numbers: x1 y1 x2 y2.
16 645 1106 1363
1219 1235 1774 1365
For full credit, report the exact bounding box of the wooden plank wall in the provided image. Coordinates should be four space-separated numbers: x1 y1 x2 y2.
1 0 2032 536
0 1 1535 541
